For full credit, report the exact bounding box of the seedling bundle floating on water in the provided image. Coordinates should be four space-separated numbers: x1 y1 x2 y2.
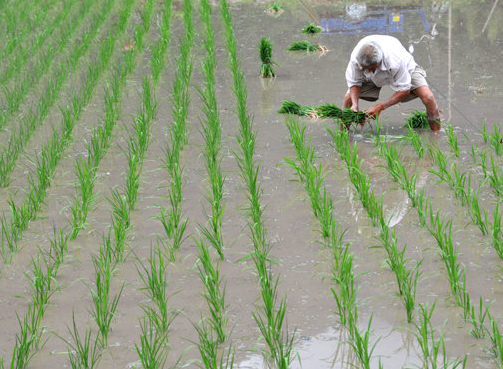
259 36 276 78
278 100 366 124
287 40 319 52
301 23 322 34
266 1 283 15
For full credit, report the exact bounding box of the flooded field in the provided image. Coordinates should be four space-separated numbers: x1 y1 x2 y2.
1 0 503 368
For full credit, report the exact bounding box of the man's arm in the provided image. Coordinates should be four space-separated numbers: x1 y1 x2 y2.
349 85 361 112
366 90 410 118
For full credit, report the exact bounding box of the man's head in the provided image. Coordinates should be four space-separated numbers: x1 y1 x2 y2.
356 41 382 72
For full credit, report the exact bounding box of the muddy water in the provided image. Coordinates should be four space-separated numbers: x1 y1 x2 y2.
1 0 503 368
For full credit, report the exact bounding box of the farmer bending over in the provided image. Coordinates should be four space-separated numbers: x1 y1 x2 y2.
342 35 441 131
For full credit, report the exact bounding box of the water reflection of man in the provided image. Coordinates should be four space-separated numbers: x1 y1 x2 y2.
342 35 441 131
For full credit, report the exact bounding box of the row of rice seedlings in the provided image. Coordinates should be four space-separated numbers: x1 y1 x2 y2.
0 0 116 187
0 0 55 66
0 0 75 87
481 120 503 156
371 127 469 367
220 1 295 367
157 0 194 261
330 126 421 323
70 0 149 240
378 130 499 355
6 227 70 368
285 116 381 368
416 130 503 257
0 0 136 260
198 0 226 260
0 0 97 130
150 0 173 83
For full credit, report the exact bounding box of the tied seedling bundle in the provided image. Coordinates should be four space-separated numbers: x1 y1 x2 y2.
405 110 429 128
259 36 277 77
278 100 366 124
301 23 322 34
266 1 283 15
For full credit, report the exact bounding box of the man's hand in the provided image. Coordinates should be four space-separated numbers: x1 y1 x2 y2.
365 103 385 119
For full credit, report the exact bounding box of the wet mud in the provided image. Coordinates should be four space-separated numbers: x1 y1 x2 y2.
1 0 503 368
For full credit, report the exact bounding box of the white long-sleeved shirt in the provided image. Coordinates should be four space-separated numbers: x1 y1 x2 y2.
345 35 417 92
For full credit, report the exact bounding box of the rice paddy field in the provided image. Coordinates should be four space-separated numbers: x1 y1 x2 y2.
1 0 503 368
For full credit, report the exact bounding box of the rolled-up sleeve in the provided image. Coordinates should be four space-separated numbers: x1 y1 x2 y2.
346 61 364 88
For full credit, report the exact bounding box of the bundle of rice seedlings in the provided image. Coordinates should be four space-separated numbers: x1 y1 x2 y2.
341 108 366 124
287 41 319 52
266 1 283 14
405 110 429 128
277 100 315 116
301 23 322 34
316 104 342 118
259 36 276 78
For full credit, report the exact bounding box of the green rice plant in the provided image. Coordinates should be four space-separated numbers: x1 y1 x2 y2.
347 313 380 369
89 250 124 347
481 119 489 143
61 313 102 369
331 247 357 327
195 235 227 343
488 155 503 197
49 226 69 266
301 23 322 33
26 254 58 317
445 124 460 157
259 36 276 77
136 246 177 333
11 306 43 369
150 0 173 83
193 320 235 369
287 40 318 51
70 156 97 239
316 103 342 119
135 317 169 369
487 313 503 366
491 202 503 259
405 110 429 128
488 123 503 155
107 189 130 261
467 187 488 235
467 296 490 339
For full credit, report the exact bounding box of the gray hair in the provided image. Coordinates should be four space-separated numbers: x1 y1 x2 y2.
356 41 383 67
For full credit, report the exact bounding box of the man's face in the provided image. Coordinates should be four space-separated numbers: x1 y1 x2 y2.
363 63 380 74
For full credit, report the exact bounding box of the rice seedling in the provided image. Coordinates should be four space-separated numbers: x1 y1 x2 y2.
60 313 102 369
301 23 322 33
70 156 97 239
89 249 124 347
259 36 276 78
135 317 170 369
287 40 319 51
467 187 488 235
26 255 58 316
347 314 380 369
488 155 503 197
11 306 43 369
467 297 490 339
405 110 429 129
413 302 467 369
445 124 460 157
195 235 227 343
107 188 131 261
487 313 503 366
136 246 178 333
491 202 503 258
49 226 69 265
341 108 366 124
